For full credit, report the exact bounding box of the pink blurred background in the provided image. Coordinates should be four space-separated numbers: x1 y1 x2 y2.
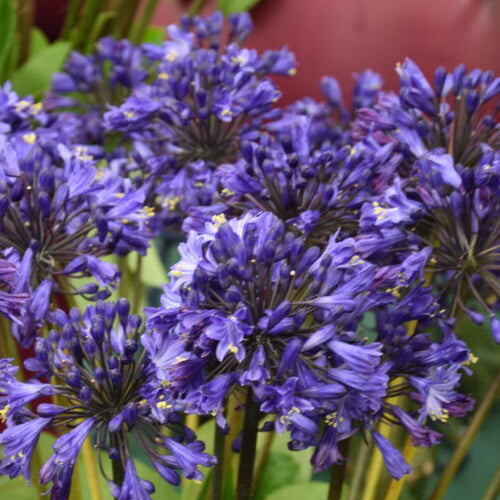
37 0 500 104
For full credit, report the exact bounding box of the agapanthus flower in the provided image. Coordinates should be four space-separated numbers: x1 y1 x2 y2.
196 114 400 245
0 248 29 321
0 135 153 345
267 69 383 148
144 211 473 478
0 299 215 499
354 61 499 336
352 58 499 167
0 82 47 135
103 11 296 229
45 37 147 144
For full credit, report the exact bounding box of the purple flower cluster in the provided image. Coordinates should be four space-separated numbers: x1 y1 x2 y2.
102 11 295 230
355 59 499 338
0 9 496 493
0 299 215 499
144 211 473 478
0 123 154 345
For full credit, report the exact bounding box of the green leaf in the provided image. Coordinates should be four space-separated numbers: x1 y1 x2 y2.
217 0 263 14
127 244 167 288
141 26 165 45
253 452 300 499
11 41 71 96
256 428 313 484
264 482 330 500
30 28 50 57
0 0 16 81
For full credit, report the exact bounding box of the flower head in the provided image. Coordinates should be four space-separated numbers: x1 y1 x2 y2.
0 299 215 499
144 211 473 477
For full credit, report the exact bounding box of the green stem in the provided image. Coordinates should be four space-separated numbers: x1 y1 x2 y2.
112 458 125 486
482 467 500 500
211 424 226 500
112 0 141 39
328 439 350 500
130 0 160 43
85 11 116 52
347 438 373 500
61 0 82 39
188 0 208 17
72 0 104 50
254 422 276 489
17 0 34 65
429 372 500 500
236 388 260 500
132 253 143 314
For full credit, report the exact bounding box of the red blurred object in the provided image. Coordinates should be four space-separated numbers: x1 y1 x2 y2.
35 0 69 41
35 0 500 104
153 0 500 104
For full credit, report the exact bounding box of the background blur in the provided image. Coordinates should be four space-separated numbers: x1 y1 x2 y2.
37 0 500 104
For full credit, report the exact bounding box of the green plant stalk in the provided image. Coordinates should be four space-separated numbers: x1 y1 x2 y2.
236 388 260 500
112 0 141 40
72 0 104 50
429 372 500 500
132 253 143 315
211 424 226 500
118 257 129 301
347 438 373 500
253 419 276 489
130 0 160 43
482 467 500 500
383 434 416 500
82 438 104 500
188 0 208 17
85 11 116 52
111 433 125 486
61 0 82 39
328 439 350 500
16 0 34 65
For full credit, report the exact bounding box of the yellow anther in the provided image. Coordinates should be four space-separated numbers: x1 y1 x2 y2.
158 72 170 80
288 68 297 76
221 109 233 117
16 100 31 112
31 102 43 114
166 50 179 61
157 401 172 410
212 213 227 228
23 133 37 144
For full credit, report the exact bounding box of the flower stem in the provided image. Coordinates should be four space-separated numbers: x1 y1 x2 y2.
328 439 350 500
429 372 500 500
347 438 373 500
132 253 143 314
188 0 208 17
82 438 104 500
112 457 125 486
212 424 226 500
482 466 500 500
254 419 276 489
383 434 416 500
130 0 160 43
236 388 260 500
